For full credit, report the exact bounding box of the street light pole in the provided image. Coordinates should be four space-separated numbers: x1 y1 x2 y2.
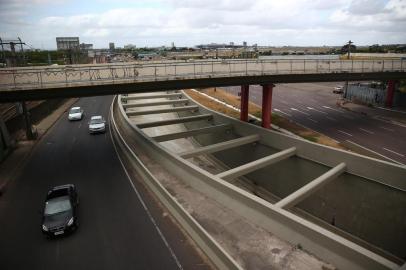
347 40 353 60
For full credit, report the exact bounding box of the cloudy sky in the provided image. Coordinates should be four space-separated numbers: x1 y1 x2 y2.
0 0 405 49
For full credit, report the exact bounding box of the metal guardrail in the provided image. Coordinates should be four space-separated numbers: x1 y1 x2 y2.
0 59 405 90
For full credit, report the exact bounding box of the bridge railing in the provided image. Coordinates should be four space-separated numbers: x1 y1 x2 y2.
0 59 405 90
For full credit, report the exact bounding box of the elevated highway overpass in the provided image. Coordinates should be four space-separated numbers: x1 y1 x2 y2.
0 58 405 102
111 90 406 269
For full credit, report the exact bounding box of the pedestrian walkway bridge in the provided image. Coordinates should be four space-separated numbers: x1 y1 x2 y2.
1 59 405 101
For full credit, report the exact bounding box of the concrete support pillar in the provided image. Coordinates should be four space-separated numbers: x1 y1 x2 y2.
385 80 396 107
240 85 249 122
261 84 274 129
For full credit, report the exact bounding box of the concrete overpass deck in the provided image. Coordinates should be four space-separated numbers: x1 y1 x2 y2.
113 90 406 269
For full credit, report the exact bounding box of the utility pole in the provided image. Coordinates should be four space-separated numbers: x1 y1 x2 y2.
347 40 353 60
0 37 35 140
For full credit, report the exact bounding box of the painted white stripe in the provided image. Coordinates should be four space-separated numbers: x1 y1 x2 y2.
273 108 292 117
322 106 344 113
379 126 394 132
359 128 374 134
325 116 337 121
382 147 405 157
337 130 353 137
290 107 310 116
307 117 318 123
108 101 183 270
307 107 328 114
345 140 404 165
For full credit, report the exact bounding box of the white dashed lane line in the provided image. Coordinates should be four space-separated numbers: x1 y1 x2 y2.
273 108 292 117
379 126 394 132
325 116 337 121
322 106 344 113
307 118 318 123
337 130 353 137
359 128 374 134
307 107 328 114
290 108 310 116
382 147 405 157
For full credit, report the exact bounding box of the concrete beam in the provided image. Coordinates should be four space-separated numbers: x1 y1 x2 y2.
127 105 199 116
123 99 189 108
180 134 260 159
216 147 296 181
152 124 232 142
137 114 213 129
121 93 183 101
275 162 347 209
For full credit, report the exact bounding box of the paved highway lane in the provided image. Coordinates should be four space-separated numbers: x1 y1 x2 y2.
0 96 210 269
224 83 406 164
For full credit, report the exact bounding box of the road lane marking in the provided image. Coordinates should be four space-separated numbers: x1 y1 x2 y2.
379 126 394 132
337 130 353 137
382 147 405 157
273 108 292 117
290 107 310 115
359 128 374 134
307 117 318 123
109 102 183 270
322 106 344 113
78 123 82 129
307 107 328 114
325 116 337 121
345 140 404 165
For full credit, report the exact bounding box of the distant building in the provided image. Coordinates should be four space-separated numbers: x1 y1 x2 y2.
109 42 115 50
124 44 136 49
243 41 247 47
56 37 80 50
80 43 93 50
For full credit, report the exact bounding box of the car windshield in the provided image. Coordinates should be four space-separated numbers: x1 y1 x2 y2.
70 108 80 114
44 197 72 215
90 118 103 125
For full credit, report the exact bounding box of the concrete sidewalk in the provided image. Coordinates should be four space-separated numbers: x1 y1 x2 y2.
0 98 78 195
338 99 406 126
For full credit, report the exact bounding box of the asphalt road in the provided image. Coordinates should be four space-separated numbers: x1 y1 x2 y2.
224 83 406 164
0 96 210 269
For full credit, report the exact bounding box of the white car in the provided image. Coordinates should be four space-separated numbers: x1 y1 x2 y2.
88 116 106 134
68 107 84 121
333 86 344 94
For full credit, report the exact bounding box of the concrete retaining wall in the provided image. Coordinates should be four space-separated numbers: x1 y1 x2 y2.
180 91 406 261
114 94 400 269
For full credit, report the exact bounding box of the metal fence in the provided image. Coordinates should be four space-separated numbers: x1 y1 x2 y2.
0 59 405 90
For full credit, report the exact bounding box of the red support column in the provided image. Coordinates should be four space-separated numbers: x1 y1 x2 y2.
385 80 395 107
261 84 274 129
240 85 249 122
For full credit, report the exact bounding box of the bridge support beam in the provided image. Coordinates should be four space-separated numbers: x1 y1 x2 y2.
240 85 249 122
180 134 260 159
216 147 296 181
275 162 346 209
261 84 274 129
385 80 396 107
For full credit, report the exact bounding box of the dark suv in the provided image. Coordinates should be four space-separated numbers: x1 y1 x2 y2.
41 184 79 237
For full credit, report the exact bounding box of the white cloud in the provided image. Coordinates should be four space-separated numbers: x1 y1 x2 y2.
1 0 405 48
